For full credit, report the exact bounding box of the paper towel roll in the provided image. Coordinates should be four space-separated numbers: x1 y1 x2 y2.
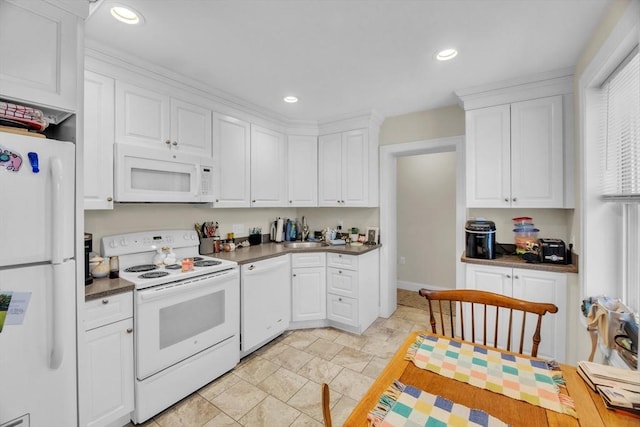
275 218 284 242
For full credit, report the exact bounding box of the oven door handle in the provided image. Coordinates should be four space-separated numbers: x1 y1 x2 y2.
137 270 237 302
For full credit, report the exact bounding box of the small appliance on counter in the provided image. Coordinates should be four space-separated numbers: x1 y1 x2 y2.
538 238 567 264
465 219 496 259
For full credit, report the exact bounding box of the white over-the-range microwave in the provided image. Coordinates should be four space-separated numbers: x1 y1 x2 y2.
114 143 215 203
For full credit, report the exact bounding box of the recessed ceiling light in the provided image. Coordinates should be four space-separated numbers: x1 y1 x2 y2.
283 96 298 103
436 48 458 61
110 5 144 25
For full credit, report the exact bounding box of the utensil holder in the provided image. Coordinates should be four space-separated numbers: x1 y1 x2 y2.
248 234 262 245
199 237 215 254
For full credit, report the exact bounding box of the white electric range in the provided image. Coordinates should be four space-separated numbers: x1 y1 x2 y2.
101 230 240 424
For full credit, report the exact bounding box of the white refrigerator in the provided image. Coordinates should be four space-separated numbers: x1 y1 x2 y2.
0 133 77 427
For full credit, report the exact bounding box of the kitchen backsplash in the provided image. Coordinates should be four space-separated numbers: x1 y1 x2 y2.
468 208 574 246
85 204 380 253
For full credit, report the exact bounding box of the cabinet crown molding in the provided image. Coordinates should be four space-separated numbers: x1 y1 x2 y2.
455 68 574 111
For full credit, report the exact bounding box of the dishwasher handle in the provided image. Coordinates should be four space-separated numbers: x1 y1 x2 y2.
243 258 289 276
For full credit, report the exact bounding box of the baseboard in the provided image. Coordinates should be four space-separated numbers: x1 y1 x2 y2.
397 281 452 292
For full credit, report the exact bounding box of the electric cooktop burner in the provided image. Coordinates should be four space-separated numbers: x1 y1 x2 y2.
125 264 158 273
193 257 204 261
193 260 222 267
164 264 182 270
139 271 170 279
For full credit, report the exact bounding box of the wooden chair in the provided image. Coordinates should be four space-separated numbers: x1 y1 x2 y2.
321 383 332 427
417 288 558 357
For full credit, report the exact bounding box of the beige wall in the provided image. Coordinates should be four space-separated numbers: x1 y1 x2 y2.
397 152 457 288
380 105 465 145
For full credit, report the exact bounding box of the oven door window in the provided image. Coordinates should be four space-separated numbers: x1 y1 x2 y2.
159 291 224 349
135 270 239 380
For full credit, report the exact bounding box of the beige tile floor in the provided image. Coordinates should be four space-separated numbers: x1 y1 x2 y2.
128 298 432 427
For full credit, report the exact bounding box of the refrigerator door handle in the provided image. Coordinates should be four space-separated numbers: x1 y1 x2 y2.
49 157 65 369
50 263 65 369
51 157 64 265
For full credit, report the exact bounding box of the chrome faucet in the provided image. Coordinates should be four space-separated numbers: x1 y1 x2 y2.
301 216 309 241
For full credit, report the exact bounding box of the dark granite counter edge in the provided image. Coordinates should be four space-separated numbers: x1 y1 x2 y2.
461 252 578 274
206 242 381 265
85 277 135 301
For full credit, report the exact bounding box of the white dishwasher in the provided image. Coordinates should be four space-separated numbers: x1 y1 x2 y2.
240 254 291 356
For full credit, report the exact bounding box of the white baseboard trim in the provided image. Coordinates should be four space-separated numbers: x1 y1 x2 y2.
397 281 452 292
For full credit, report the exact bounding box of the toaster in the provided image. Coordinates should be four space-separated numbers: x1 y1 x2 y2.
538 238 567 264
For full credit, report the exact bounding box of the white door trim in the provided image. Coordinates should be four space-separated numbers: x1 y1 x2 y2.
379 135 465 317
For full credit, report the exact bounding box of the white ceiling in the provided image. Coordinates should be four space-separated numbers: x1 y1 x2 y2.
85 0 612 122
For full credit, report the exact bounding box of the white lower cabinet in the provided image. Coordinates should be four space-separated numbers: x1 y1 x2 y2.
241 255 291 355
326 249 379 334
84 292 134 427
292 253 326 322
465 264 567 362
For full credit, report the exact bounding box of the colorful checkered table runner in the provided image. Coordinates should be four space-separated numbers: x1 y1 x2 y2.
405 334 576 417
368 380 510 427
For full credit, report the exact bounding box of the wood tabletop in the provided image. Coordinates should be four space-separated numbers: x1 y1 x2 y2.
344 331 639 426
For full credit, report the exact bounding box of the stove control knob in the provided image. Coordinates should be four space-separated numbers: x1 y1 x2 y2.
183 233 190 240
109 240 117 248
191 234 197 240
120 238 128 246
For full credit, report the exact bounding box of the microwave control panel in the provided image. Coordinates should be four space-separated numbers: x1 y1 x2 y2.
200 165 213 196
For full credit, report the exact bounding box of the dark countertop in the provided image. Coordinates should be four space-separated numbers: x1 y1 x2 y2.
84 243 380 299
85 277 134 301
461 252 578 273
205 242 381 264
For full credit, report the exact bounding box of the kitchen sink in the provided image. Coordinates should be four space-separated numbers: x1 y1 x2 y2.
283 241 329 249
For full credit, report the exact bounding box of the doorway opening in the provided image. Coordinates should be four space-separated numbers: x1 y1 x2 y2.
379 136 465 317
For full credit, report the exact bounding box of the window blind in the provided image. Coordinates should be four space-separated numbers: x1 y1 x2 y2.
602 48 640 201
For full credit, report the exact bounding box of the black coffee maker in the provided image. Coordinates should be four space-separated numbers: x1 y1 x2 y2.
84 233 93 285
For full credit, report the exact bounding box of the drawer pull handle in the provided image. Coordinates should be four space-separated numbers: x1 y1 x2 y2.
338 270 342 274
102 299 109 305
338 298 343 301
126 328 133 334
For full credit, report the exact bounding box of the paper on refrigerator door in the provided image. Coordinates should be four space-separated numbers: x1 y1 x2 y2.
4 292 31 325
0 291 11 332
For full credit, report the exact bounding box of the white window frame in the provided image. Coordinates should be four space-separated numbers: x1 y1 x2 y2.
580 2 640 370
580 1 640 308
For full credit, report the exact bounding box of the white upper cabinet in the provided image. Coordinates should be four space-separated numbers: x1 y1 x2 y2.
466 95 564 208
250 125 286 207
287 135 318 207
84 71 115 210
319 128 371 207
115 81 169 148
115 81 212 158
211 112 251 207
0 0 78 111
170 98 213 157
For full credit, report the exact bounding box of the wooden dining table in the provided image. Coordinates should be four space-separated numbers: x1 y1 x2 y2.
344 331 640 426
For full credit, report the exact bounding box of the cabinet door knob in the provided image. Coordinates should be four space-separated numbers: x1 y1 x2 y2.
252 200 256 203
338 270 342 274
506 274 511 279
107 196 113 202
172 141 178 146
165 140 171 145
512 197 517 202
126 328 133 334
215 199 219 202
101 299 109 304
292 274 297 277
289 200 293 203
338 298 343 301
248 265 255 270
504 198 509 202
514 275 519 279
